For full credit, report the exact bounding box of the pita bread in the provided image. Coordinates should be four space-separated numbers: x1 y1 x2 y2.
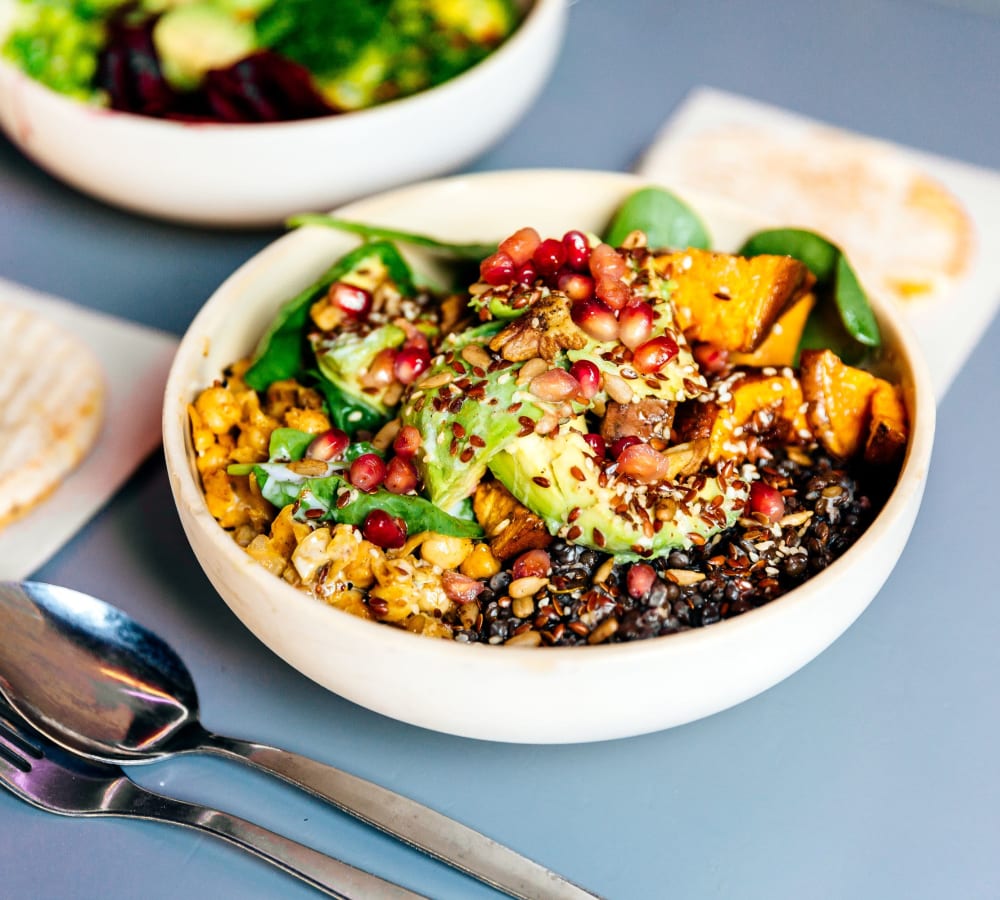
648 124 975 306
0 303 105 529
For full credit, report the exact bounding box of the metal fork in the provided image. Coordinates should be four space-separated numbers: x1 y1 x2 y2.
0 702 425 899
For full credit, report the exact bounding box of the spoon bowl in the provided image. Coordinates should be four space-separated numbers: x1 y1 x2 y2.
0 582 198 762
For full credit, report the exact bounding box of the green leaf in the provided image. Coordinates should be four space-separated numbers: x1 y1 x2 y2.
287 213 498 261
268 428 316 462
255 0 391 76
738 228 881 349
243 241 416 392
311 375 387 437
604 187 712 251
254 466 482 538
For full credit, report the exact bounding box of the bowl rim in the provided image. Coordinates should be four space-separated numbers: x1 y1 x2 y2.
163 167 936 671
0 0 560 133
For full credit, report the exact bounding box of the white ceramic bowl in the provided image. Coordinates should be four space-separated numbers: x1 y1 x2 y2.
163 170 935 743
0 0 565 227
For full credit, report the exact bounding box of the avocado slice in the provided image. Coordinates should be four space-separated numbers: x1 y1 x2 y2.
153 3 257 91
488 426 748 561
314 323 407 419
399 322 550 512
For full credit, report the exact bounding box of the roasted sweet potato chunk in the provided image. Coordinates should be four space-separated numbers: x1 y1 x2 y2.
600 398 675 443
730 292 816 368
655 249 811 352
865 381 908 464
800 349 879 458
473 479 551 560
674 371 811 463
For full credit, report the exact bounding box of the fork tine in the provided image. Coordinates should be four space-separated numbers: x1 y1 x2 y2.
0 709 42 773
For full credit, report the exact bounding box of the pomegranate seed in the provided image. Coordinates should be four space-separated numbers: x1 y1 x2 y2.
749 481 785 523
583 432 606 458
480 250 515 286
512 549 551 579
626 563 657 599
362 509 407 549
384 456 418 494
562 230 590 270
632 335 679 374
610 435 641 459
569 359 601 400
617 442 669 483
514 260 538 286
363 347 398 389
594 275 631 310
442 570 486 603
327 281 372 319
393 346 430 384
349 453 386 492
589 243 628 280
532 238 566 278
529 368 580 402
572 300 619 342
558 271 594 301
692 342 730 375
305 428 349 461
499 227 541 266
392 424 422 458
618 302 655 350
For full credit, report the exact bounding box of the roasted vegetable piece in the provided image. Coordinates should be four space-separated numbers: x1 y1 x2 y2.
865 380 909 465
472 479 552 560
800 349 880 459
654 248 811 352
730 292 817 368
674 372 812 463
600 398 675 443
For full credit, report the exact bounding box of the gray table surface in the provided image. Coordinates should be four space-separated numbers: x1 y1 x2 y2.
2 1 999 898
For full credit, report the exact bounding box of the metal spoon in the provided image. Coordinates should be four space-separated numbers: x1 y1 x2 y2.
0 582 598 900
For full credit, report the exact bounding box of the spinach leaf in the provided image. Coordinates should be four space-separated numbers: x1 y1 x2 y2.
244 241 415 392
287 213 498 261
738 229 881 349
311 375 387 437
254 466 483 538
268 428 316 462
604 187 712 251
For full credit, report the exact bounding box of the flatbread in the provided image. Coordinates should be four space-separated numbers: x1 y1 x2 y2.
0 303 105 529
648 124 975 306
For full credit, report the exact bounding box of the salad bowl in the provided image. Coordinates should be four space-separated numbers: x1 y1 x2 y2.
0 0 565 226
163 169 935 743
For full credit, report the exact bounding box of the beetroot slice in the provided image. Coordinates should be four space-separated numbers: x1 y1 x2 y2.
95 16 335 123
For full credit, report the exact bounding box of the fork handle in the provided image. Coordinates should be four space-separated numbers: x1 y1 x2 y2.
115 781 425 900
198 733 599 900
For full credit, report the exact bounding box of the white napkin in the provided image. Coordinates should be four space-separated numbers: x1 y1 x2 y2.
0 279 178 578
637 87 1000 401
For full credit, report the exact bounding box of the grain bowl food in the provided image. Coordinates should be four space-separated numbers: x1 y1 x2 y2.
189 186 910 647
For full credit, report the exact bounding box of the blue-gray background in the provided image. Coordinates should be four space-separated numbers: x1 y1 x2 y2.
1 1 998 897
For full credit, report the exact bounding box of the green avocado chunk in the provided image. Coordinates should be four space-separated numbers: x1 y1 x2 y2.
488 426 748 561
398 322 548 513
153 3 257 91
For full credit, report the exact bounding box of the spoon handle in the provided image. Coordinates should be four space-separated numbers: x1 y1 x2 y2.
201 733 600 900
112 780 426 900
